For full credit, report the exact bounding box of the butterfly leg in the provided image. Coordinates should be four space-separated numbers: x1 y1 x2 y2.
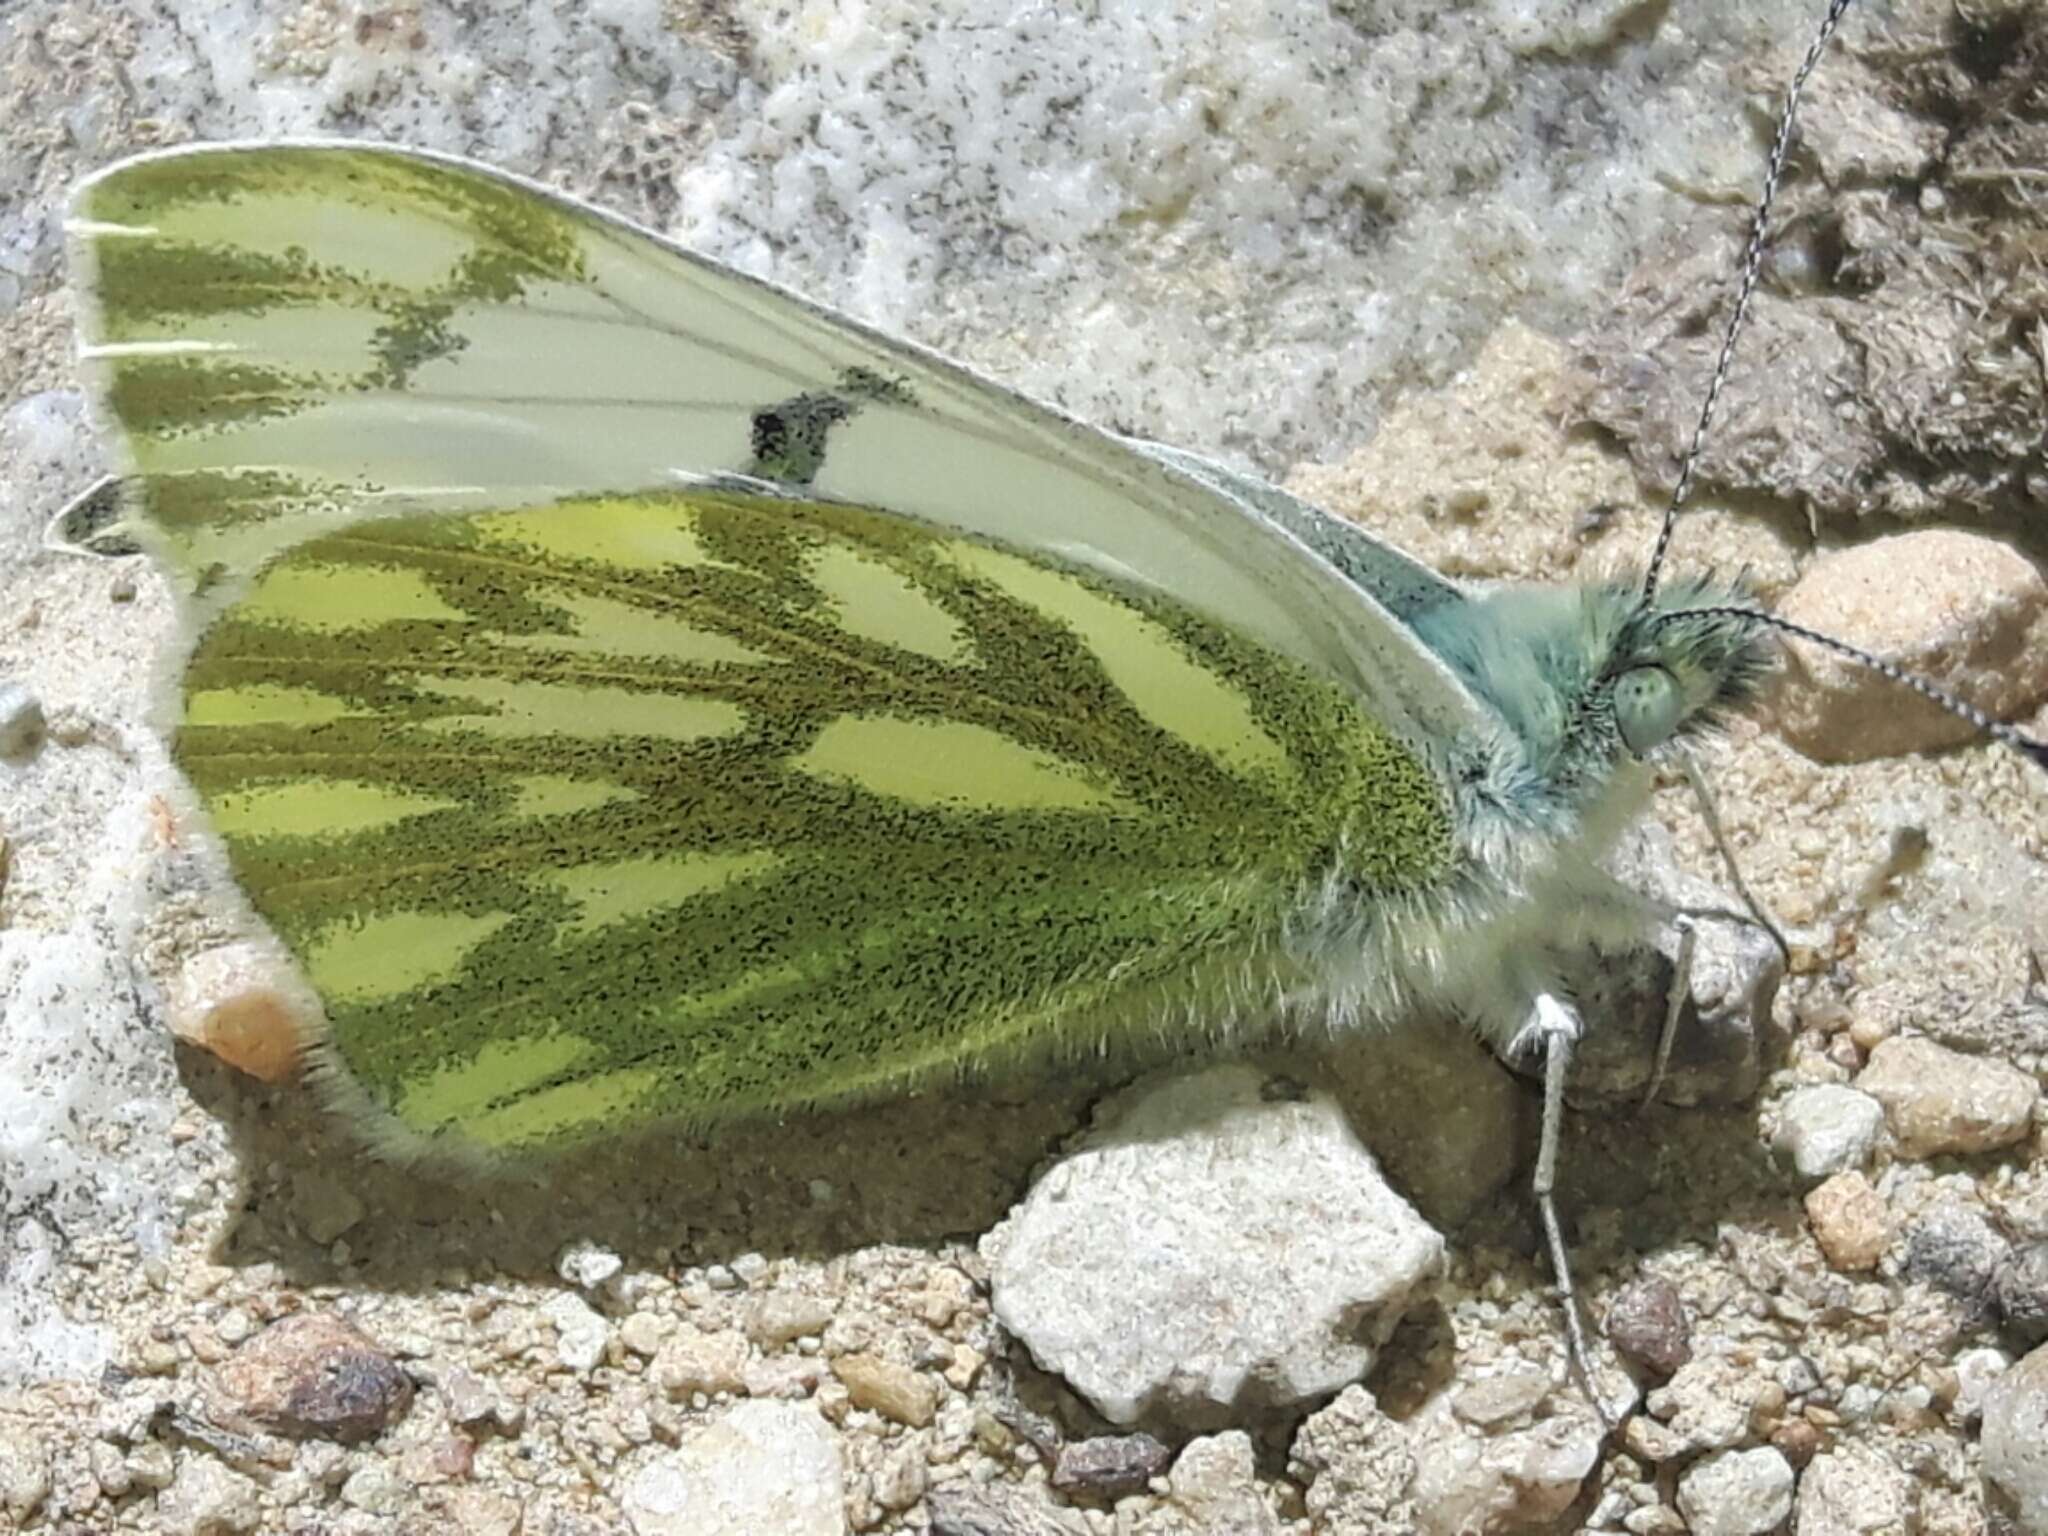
1641 915 1698 1110
1511 992 1613 1426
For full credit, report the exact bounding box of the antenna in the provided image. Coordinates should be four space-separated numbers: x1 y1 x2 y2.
1652 605 2048 774
1640 0 1857 601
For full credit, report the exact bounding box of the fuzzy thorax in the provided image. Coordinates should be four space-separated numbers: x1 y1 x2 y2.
1290 574 1778 1052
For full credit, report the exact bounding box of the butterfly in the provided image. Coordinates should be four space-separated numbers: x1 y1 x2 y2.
65 136 1791 1181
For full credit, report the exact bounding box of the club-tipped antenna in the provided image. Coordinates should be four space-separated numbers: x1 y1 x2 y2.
1641 0 1857 602
1654 604 2048 774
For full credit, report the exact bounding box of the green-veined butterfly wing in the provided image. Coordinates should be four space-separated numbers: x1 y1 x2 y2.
67 142 1488 746
66 142 1473 1161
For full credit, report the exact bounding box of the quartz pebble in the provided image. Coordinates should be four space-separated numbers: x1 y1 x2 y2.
163 942 307 1083
542 1292 610 1373
1674 1446 1793 1536
619 1400 846 1536
1771 1084 1884 1179
830 1351 938 1428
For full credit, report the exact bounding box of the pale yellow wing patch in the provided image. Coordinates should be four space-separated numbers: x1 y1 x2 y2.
947 543 1293 783
238 562 469 633
410 677 748 741
396 1033 596 1128
529 850 785 939
209 779 461 841
794 714 1123 811
504 775 642 818
184 683 368 728
805 542 970 664
472 498 727 571
305 910 514 1006
507 587 778 666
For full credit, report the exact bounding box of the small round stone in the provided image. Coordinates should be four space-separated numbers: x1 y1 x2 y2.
1804 1172 1889 1272
214 1313 414 1444
1605 1276 1691 1379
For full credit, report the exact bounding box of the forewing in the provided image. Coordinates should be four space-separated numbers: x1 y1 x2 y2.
67 141 1489 748
177 488 1449 1159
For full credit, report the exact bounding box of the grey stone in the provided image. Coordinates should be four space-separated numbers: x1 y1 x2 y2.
1450 1367 1552 1430
0 682 45 760
1165 1432 1281 1536
1953 1347 2011 1425
983 1064 1443 1426
1675 1447 1793 1536
1772 1085 1885 1179
1900 1201 2007 1312
0 1432 50 1522
1050 1432 1171 1500
1643 1355 1774 1458
618 1400 846 1536
338 1464 407 1514
1996 1242 2048 1348
926 1482 1091 1536
1983 1341 2048 1534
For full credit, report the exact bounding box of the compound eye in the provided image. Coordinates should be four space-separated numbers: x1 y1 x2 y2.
1614 666 1684 756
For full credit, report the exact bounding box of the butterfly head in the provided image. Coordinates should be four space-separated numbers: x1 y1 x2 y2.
1412 573 1775 829
1601 576 1777 760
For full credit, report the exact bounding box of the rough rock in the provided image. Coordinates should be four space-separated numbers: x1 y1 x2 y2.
1674 1446 1793 1536
1794 1441 1919 1535
1855 1036 2039 1157
1768 532 2048 761
1408 1409 1603 1536
1982 1341 2048 1535
1289 1385 1418 1536
1604 1275 1692 1379
983 1064 1443 1426
213 1313 413 1444
153 1456 262 1536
